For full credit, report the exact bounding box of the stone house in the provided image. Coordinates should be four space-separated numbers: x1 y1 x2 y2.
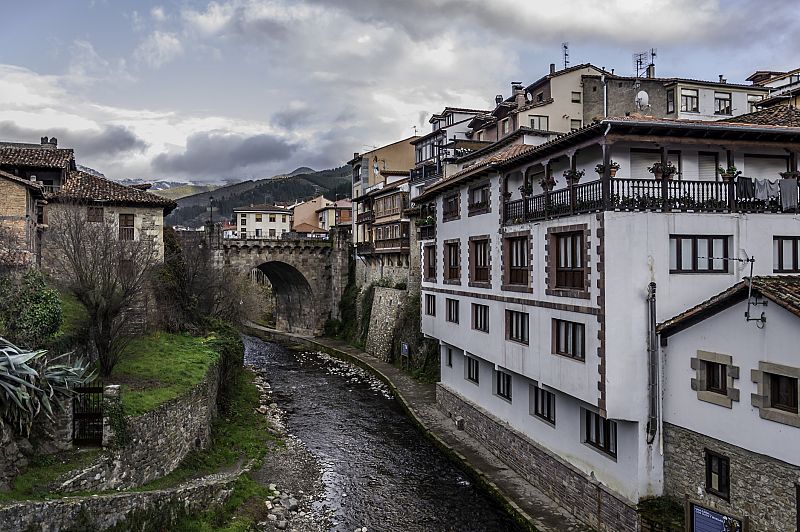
414 116 800 531
0 169 45 268
0 137 76 193
658 276 800 531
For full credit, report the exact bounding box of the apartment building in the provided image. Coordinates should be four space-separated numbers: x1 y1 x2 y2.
233 204 292 239
748 66 800 109
415 116 800 531
316 199 352 231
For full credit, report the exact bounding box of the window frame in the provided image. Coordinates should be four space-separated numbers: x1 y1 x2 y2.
446 347 452 367
470 238 490 284
680 88 699 113
505 309 529 345
531 385 556 425
669 235 730 274
504 234 530 290
424 294 436 317
87 206 104 223
442 193 461 222
471 303 489 333
495 369 512 402
713 91 732 115
570 91 581 103
468 183 490 215
584 409 617 458
466 356 480 384
118 213 135 241
552 319 586 361
666 89 675 114
774 236 800 273
444 241 461 283
704 449 730 501
424 244 437 281
530 115 549 131
769 372 799 414
705 360 728 395
445 298 460 324
555 231 585 289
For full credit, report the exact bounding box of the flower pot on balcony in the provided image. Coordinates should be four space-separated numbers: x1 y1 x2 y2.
519 183 534 196
539 178 556 192
563 169 585 186
649 162 676 181
718 165 742 182
594 162 620 178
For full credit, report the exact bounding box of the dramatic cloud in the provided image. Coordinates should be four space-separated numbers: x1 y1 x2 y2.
0 121 147 159
152 131 297 176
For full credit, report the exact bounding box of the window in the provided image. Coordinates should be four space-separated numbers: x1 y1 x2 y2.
256 214 262 222
119 214 134 241
446 298 459 323
571 91 581 103
680 88 699 112
425 294 436 316
584 410 617 457
666 89 675 114
471 239 490 283
443 193 460 221
774 236 800 272
269 228 276 238
768 373 799 413
535 92 544 102
531 386 556 424
714 92 732 115
446 347 452 367
705 450 730 500
424 245 437 280
506 236 529 286
282 215 287 223
705 361 728 395
530 115 549 131
240 215 246 225
477 131 484 141
468 184 490 213
506 310 529 344
748 94 762 113
255 228 262 237
466 356 479 384
555 232 585 289
472 303 489 332
570 119 582 131
87 206 103 223
269 214 276 222
495 369 512 401
444 241 460 282
501 118 510 134
669 235 729 273
553 319 585 360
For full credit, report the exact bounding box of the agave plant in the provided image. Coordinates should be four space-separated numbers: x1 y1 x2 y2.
0 337 95 436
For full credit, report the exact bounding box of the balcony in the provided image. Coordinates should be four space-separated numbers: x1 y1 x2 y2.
356 211 374 224
418 224 436 240
374 237 410 252
411 164 441 184
503 176 799 225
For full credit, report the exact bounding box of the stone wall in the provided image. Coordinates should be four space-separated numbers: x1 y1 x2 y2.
355 254 410 288
0 467 241 532
364 286 407 362
0 425 27 492
56 360 221 493
664 422 798 531
436 384 640 532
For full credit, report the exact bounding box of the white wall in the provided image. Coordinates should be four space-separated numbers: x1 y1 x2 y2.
663 300 800 465
235 211 291 238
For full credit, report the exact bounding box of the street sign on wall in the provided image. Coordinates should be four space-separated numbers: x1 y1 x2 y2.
691 504 742 532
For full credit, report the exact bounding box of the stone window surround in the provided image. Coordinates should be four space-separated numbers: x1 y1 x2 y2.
545 224 591 300
442 191 461 223
752 361 800 428
690 350 740 408
423 243 437 282
501 229 533 294
468 234 492 289
443 238 461 285
467 180 491 217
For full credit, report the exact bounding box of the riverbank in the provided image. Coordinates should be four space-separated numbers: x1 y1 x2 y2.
244 323 594 532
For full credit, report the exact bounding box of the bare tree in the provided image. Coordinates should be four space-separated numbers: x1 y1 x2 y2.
0 224 30 275
45 203 157 376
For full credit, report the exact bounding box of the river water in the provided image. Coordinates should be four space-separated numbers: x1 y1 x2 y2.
244 335 524 532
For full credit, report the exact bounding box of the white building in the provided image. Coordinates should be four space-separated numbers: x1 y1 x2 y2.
414 116 800 531
233 204 292 239
658 276 800 531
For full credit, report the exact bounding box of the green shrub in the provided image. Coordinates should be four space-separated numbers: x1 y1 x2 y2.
0 270 62 348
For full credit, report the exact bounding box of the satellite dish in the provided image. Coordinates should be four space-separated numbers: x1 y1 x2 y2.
635 90 650 109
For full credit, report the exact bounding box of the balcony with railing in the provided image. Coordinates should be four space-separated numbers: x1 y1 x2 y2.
503 176 800 225
356 210 375 224
418 224 436 240
411 163 441 184
374 237 410 252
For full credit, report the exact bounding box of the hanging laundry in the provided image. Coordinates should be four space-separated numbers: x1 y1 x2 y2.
755 179 769 200
779 179 799 211
736 176 755 199
766 179 781 199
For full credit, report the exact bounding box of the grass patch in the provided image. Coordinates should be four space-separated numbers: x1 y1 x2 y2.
112 332 220 416
171 474 270 531
0 449 101 503
56 290 88 339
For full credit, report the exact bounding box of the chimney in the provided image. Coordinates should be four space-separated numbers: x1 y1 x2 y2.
495 94 504 105
719 74 727 84
40 136 57 150
646 64 655 78
550 63 556 74
511 81 525 107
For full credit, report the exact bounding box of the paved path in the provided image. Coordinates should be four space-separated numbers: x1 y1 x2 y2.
244 322 594 532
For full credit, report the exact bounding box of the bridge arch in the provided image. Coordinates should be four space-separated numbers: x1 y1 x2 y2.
254 260 317 334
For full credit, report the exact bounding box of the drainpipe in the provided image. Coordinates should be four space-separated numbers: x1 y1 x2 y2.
646 282 658 445
601 74 608 118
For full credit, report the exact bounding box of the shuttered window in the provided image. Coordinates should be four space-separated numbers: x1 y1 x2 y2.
698 152 719 181
743 155 789 179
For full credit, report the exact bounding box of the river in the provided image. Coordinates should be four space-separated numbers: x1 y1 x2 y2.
244 335 525 532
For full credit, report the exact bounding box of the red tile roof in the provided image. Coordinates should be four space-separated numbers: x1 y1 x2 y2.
233 203 293 213
53 171 177 213
292 222 325 233
0 147 75 169
718 105 800 127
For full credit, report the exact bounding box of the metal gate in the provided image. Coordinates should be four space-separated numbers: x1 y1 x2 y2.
73 384 104 445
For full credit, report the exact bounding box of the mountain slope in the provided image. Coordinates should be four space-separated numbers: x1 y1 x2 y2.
165 166 350 227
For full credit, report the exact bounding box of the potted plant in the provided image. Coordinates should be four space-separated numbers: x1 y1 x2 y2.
538 176 556 192
563 168 585 185
419 215 435 227
519 182 534 196
595 161 620 177
718 165 742 181
648 161 677 180
779 170 800 179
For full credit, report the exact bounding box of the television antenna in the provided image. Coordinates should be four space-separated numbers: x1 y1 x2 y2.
696 254 766 327
411 125 418 135
633 51 648 77
562 42 570 69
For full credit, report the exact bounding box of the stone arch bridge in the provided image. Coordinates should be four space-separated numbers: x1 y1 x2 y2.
219 231 349 336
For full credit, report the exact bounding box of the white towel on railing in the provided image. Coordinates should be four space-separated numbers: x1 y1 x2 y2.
754 179 780 200
780 179 798 210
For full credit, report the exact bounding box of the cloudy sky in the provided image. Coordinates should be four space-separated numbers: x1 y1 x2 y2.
0 0 797 182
